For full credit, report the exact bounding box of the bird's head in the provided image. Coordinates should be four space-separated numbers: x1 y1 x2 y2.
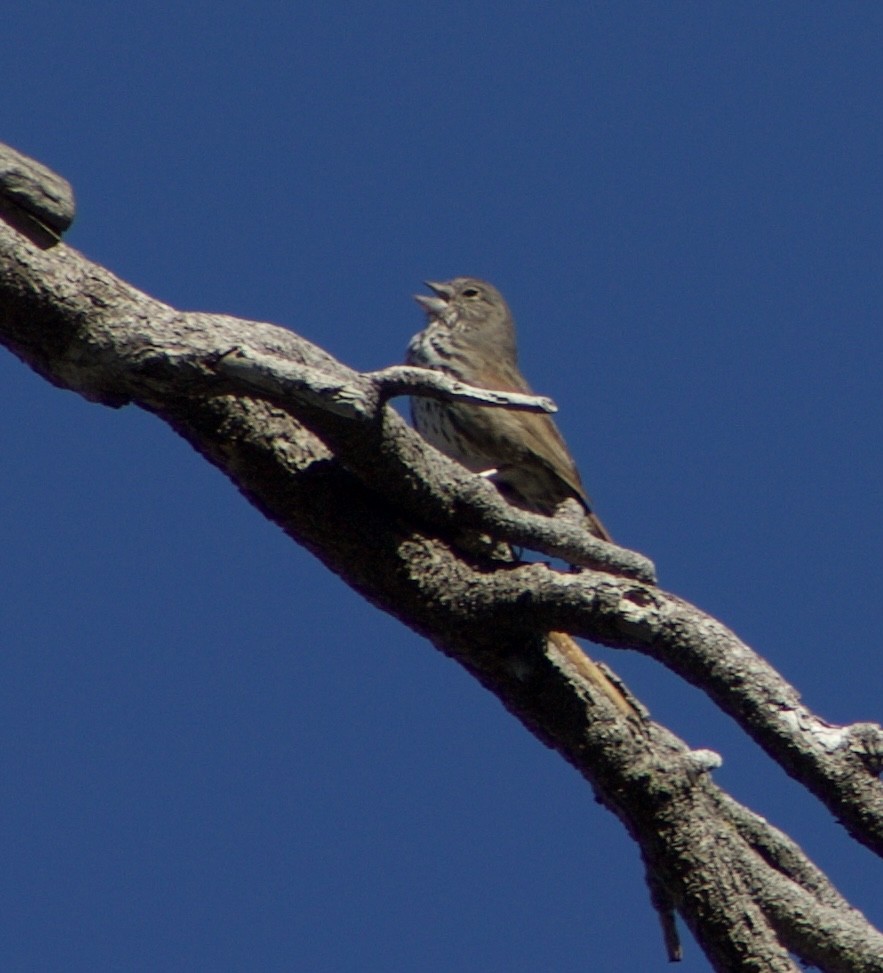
414 277 512 333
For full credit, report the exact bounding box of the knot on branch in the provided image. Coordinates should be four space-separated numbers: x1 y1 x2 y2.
683 748 723 780
0 143 75 248
614 586 659 639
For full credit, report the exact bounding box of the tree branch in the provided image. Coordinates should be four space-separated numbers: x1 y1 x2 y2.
2 144 881 971
468 563 883 856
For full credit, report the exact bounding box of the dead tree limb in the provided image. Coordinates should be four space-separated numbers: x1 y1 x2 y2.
1 143 881 971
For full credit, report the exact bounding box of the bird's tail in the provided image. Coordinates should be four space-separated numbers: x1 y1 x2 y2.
547 631 638 719
585 509 614 543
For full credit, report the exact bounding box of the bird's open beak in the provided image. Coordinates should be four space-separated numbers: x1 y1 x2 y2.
413 280 454 314
424 280 455 298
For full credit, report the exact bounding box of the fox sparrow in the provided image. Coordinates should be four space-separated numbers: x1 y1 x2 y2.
406 277 633 718
407 276 611 541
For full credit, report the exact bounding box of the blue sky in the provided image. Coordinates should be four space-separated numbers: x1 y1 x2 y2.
1 3 881 970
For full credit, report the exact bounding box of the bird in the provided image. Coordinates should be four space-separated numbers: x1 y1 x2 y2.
407 277 635 719
406 276 611 541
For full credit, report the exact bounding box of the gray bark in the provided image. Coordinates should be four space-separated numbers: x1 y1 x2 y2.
1 143 882 972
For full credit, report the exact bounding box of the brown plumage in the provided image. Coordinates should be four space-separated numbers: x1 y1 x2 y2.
407 277 636 719
407 276 611 540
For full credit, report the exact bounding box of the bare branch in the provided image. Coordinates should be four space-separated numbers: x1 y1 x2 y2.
364 363 559 412
449 560 883 856
217 336 657 582
646 869 683 962
216 349 558 418
2 144 882 970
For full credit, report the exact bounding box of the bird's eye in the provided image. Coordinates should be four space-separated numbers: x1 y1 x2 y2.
462 287 479 298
